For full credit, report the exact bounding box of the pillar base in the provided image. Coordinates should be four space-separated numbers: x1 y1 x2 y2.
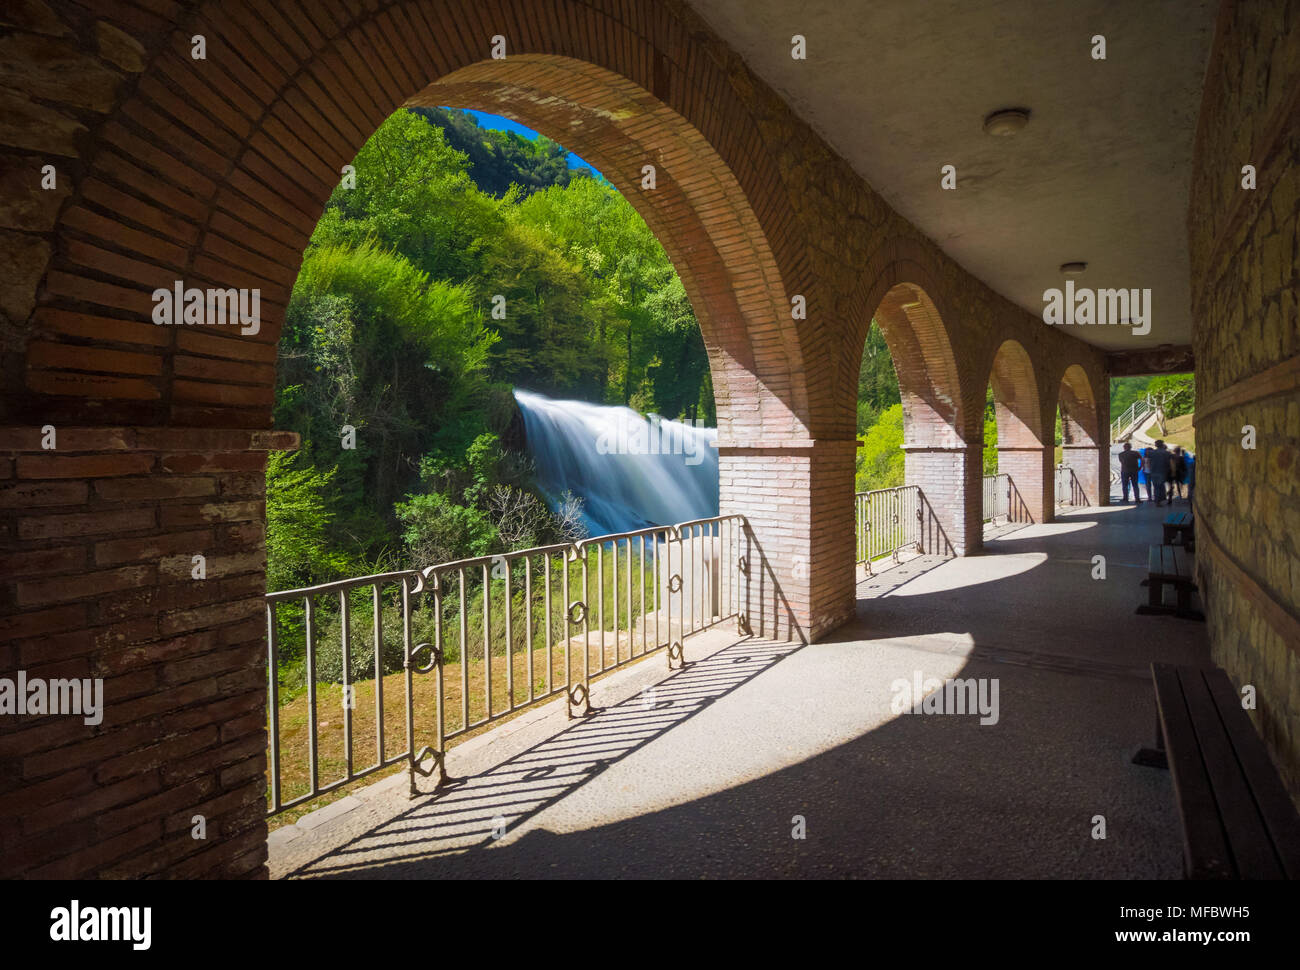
1061 444 1107 507
997 445 1051 523
901 444 981 555
718 440 857 643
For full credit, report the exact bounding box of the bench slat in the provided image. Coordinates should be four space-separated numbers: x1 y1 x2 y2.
1177 667 1283 878
1147 545 1194 582
1168 544 1189 578
1205 670 1300 879
1152 663 1234 878
1149 544 1164 575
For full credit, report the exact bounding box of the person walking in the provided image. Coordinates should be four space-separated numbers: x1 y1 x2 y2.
1148 439 1173 507
1169 446 1185 502
1139 446 1153 503
1118 442 1142 504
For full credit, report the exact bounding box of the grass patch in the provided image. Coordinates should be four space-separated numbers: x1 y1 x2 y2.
266 617 693 829
1144 413 1195 451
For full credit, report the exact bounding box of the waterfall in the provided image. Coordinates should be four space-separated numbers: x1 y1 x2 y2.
513 389 719 537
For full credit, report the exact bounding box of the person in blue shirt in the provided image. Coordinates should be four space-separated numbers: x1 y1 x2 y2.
1138 446 1153 502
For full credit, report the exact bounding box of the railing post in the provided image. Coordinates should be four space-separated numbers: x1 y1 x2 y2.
408 569 447 796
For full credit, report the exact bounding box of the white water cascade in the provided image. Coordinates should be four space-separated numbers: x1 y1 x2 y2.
513 389 719 537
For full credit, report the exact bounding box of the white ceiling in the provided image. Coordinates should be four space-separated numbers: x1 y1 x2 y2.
686 0 1217 351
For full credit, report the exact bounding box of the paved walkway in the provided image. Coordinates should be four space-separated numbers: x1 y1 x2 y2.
270 498 1209 879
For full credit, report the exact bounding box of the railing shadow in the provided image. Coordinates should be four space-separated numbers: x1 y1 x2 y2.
286 635 803 878
738 519 807 644
1055 465 1090 508
917 489 954 557
856 553 952 599
1006 477 1034 524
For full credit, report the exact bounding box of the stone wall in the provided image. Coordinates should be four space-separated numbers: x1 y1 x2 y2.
1187 0 1300 801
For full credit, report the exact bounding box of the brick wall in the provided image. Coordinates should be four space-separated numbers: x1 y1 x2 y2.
0 426 294 878
0 0 1109 876
1187 0 1300 801
997 448 1050 523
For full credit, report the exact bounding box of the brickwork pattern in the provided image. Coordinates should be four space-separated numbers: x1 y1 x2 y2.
1187 0 1300 803
0 0 1110 876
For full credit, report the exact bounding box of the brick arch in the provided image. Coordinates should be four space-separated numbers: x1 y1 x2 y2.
986 339 1044 449
851 258 966 449
1056 363 1100 447
4 1 813 445
416 56 807 442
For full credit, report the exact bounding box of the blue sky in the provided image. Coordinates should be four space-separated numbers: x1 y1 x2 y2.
458 108 604 179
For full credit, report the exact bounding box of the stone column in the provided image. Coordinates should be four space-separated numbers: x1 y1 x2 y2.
718 439 857 644
903 444 981 555
997 445 1052 523
1061 443 1106 507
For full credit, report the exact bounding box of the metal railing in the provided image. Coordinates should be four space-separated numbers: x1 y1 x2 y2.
1055 464 1089 507
982 474 1010 524
1110 396 1154 443
855 485 922 568
265 514 748 817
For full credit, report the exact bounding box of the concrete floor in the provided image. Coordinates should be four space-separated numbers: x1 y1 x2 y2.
270 498 1209 879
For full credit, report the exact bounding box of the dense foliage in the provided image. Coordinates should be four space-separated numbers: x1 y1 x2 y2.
269 108 714 604
409 107 589 198
1110 373 1194 419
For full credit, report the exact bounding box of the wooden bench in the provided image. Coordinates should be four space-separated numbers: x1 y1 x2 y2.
1133 663 1300 879
1162 511 1194 548
1137 544 1203 619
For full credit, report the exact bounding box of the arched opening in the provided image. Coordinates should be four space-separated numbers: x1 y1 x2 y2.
3 6 831 876
413 56 809 446
265 101 757 819
985 339 1046 524
871 283 964 450
851 278 969 568
1056 364 1103 507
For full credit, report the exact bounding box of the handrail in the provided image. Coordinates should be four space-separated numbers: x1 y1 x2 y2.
1055 464 1089 507
854 485 922 569
264 513 748 817
1111 395 1155 443
981 473 1010 524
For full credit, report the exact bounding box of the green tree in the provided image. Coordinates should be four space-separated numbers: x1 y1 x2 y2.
410 107 590 197
1109 375 1153 416
983 386 999 476
1148 373 1195 424
265 451 350 592
856 403 906 492
857 321 901 435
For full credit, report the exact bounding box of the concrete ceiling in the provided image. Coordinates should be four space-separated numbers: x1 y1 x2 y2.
686 0 1217 351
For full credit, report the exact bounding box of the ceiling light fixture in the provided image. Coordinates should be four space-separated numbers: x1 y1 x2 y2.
983 108 1030 136
1060 261 1087 276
